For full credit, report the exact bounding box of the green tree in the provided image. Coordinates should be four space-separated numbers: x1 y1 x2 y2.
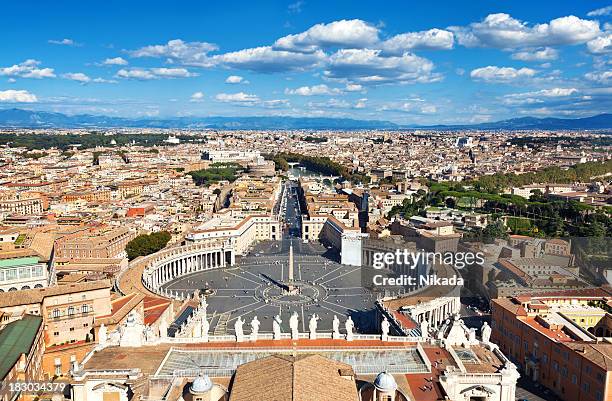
481 220 509 243
126 231 172 260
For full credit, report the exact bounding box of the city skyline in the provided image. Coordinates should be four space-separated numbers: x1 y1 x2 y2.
1 0 611 124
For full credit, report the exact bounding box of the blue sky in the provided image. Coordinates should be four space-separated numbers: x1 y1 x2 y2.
1 0 611 124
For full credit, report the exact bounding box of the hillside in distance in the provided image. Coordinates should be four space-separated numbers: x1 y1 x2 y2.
0 108 610 130
418 113 612 130
0 109 398 130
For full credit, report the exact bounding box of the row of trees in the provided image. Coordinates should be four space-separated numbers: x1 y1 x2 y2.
187 162 242 186
427 181 612 238
470 159 612 193
266 152 370 184
0 132 197 150
126 231 172 260
388 177 611 239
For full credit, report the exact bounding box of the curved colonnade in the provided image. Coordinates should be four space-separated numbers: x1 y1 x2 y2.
139 239 236 298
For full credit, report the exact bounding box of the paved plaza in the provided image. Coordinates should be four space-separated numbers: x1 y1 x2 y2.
162 181 380 335
162 238 378 334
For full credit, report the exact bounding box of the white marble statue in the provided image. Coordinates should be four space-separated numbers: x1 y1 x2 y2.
332 315 341 339
234 317 245 342
250 316 260 342
420 319 429 340
119 311 145 347
200 297 208 320
98 323 107 346
481 321 492 344
201 317 210 342
469 327 476 343
345 316 355 341
273 314 282 340
289 311 299 339
381 317 390 341
308 314 319 340
145 324 156 342
192 321 202 338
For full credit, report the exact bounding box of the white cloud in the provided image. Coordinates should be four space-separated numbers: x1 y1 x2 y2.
212 46 325 73
587 6 612 17
214 92 288 108
450 13 600 49
115 67 197 80
345 83 365 93
92 78 117 83
307 98 351 109
62 72 91 83
0 89 37 103
190 91 205 102
215 92 260 104
129 39 218 67
354 98 367 108
288 0 304 14
48 38 79 46
262 99 289 108
151 68 197 78
470 66 536 83
381 29 454 54
225 75 246 84
103 57 128 65
0 59 56 79
324 48 440 85
585 70 612 84
511 47 558 61
116 69 155 80
285 84 340 96
503 87 578 105
587 33 612 54
274 19 379 53
379 101 437 114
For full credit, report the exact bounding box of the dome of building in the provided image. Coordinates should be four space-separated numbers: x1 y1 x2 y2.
190 375 213 394
374 371 397 393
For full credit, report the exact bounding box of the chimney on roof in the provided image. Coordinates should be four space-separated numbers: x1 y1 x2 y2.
338 368 355 381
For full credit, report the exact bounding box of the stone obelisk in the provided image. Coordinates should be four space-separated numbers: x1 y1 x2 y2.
287 244 295 292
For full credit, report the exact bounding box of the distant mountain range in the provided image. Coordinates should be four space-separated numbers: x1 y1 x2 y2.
415 113 612 130
0 108 610 130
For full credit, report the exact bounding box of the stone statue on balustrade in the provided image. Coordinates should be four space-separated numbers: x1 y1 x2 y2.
98 323 107 347
273 314 282 340
381 316 390 341
144 324 156 342
235 317 245 342
289 311 299 339
201 317 210 342
159 319 168 338
309 314 319 340
250 316 260 342
420 319 429 340
481 321 492 344
332 315 341 339
345 316 355 341
192 320 202 338
200 297 208 320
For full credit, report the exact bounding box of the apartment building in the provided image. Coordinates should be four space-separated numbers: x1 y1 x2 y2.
0 280 112 347
0 314 45 401
0 249 48 292
0 192 44 216
492 289 612 401
54 226 135 259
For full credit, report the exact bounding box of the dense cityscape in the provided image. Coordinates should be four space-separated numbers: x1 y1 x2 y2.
2 1 612 401
0 125 608 401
